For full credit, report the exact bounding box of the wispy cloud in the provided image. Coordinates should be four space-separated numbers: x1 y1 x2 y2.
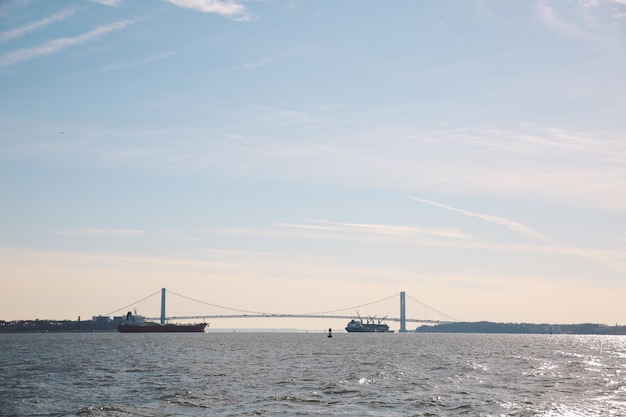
196 248 278 257
405 195 626 274
6 123 626 210
274 223 337 232
535 0 625 45
0 7 77 44
0 0 27 19
406 195 556 244
239 56 276 70
0 19 133 67
205 224 626 271
92 0 122 6
101 50 180 71
52 228 144 237
276 219 470 239
165 0 251 20
537 1 584 38
255 105 316 126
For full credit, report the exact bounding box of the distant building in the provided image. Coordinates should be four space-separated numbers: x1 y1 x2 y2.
92 316 110 326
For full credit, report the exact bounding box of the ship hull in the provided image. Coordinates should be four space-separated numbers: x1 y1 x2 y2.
118 323 207 333
345 326 393 333
345 319 393 333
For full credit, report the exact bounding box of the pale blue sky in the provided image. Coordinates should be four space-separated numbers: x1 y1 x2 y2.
1 0 626 328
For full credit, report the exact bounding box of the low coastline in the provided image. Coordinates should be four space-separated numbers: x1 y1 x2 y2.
416 321 626 335
0 319 118 333
3 319 626 334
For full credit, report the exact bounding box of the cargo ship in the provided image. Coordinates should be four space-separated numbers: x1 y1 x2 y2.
117 311 208 333
345 315 393 333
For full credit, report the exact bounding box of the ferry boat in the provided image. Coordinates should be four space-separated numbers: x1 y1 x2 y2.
345 316 393 333
117 311 208 333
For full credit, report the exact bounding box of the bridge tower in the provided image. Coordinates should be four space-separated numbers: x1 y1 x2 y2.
160 288 166 325
400 291 407 333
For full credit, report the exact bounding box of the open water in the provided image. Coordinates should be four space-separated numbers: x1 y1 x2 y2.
1 332 626 416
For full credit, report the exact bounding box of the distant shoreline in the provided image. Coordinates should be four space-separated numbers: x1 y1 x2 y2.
0 319 118 333
2 319 626 334
416 321 626 335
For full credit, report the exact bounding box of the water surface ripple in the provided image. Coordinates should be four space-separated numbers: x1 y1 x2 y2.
1 332 625 416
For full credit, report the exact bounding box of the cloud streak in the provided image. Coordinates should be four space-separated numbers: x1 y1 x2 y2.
0 19 133 67
405 195 626 274
165 0 251 20
0 7 77 44
406 195 556 244
537 1 590 40
101 50 180 71
205 224 626 274
239 56 276 70
52 228 144 237
275 219 470 239
92 0 122 5
5 122 626 210
535 0 626 45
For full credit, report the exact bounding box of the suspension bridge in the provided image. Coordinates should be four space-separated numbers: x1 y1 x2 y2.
105 288 458 332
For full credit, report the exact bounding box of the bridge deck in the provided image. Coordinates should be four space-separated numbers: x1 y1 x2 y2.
112 289 459 329
152 314 448 324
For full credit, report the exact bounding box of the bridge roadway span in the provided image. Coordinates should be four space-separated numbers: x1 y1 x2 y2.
152 314 445 325
132 289 457 332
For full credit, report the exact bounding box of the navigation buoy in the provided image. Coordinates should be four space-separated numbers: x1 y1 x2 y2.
327 328 332 338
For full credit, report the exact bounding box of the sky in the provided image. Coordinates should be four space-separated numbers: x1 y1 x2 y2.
1 0 626 330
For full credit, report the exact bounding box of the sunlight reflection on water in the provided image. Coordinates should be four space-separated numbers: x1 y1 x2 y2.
1 333 625 416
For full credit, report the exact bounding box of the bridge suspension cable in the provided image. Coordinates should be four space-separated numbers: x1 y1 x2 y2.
167 289 270 316
406 294 460 323
102 289 161 316
103 288 459 329
304 293 397 315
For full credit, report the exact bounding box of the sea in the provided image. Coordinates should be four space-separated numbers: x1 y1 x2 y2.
1 332 625 416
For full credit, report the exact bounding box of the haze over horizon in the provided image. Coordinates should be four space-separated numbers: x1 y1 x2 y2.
2 0 626 329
